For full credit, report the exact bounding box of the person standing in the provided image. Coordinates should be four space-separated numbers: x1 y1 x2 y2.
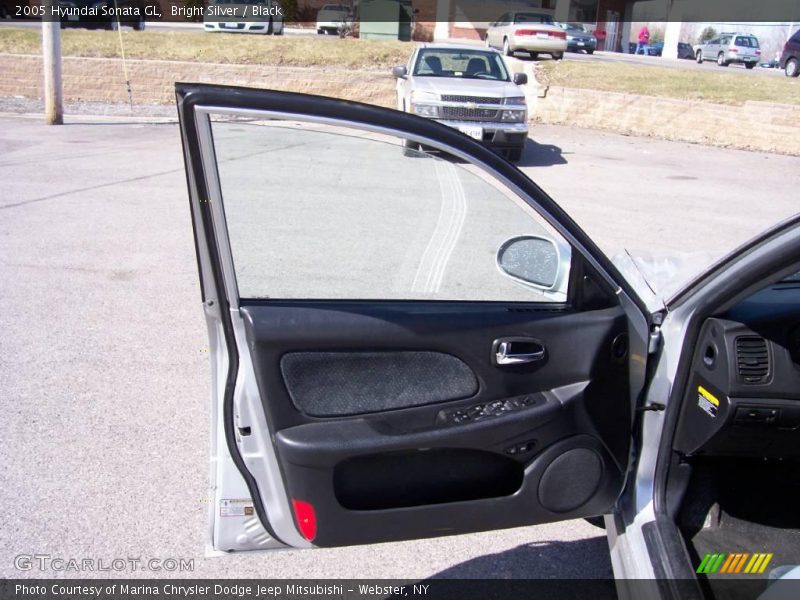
636 25 650 54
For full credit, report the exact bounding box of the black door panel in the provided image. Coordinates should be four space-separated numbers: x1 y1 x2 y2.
176 84 644 550
280 351 478 416
283 435 621 547
240 302 631 546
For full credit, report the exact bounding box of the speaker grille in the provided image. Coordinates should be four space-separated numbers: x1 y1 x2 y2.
538 448 602 513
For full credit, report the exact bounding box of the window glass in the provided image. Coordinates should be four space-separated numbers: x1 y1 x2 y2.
414 48 509 80
209 119 570 302
514 12 553 24
734 36 759 48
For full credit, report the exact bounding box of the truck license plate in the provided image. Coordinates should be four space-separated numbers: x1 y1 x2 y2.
458 125 483 140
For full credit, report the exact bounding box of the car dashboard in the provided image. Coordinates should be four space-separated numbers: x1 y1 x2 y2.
673 278 800 459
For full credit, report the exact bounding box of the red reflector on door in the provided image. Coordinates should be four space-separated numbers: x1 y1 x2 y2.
291 499 317 541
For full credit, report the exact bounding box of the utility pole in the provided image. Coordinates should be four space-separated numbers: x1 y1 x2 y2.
42 0 63 125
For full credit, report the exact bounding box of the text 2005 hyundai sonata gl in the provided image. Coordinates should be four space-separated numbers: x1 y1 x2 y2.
176 83 800 599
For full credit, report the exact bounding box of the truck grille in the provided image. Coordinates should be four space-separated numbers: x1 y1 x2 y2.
440 106 500 121
440 95 503 104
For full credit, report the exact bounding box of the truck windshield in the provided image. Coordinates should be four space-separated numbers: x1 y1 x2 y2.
413 49 510 81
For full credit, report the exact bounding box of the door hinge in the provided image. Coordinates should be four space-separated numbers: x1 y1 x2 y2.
637 402 666 412
648 327 662 354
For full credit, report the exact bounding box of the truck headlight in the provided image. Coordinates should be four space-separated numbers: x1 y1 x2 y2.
412 104 439 118
501 109 527 122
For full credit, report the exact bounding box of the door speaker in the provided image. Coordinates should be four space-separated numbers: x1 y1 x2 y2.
537 448 603 513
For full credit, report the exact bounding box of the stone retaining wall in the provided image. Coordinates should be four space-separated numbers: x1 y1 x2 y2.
2 53 797 155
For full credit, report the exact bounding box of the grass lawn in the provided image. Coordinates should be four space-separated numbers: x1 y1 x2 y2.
538 60 799 106
0 27 411 69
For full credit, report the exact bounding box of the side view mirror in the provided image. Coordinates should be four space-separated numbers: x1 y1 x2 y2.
513 72 528 85
392 65 408 79
496 235 562 290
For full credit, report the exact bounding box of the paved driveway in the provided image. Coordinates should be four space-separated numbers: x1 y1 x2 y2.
0 114 797 580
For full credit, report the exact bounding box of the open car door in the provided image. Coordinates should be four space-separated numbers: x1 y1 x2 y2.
176 83 652 551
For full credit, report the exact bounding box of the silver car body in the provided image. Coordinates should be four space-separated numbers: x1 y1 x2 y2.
485 10 567 57
695 32 761 67
395 44 528 157
177 85 800 597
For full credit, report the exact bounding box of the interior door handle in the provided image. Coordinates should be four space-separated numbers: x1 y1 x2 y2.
494 338 546 366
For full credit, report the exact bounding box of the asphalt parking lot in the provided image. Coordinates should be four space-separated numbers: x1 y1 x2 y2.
0 113 798 580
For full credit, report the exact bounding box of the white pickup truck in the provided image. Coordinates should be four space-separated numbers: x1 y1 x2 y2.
392 44 529 162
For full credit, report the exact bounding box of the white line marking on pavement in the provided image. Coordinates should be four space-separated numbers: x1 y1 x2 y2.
411 160 467 295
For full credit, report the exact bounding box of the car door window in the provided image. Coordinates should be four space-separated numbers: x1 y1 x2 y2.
179 85 649 551
206 116 570 302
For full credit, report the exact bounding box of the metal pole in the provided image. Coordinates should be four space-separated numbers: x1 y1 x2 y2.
42 2 63 125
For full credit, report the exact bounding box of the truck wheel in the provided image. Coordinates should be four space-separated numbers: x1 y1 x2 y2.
786 58 799 77
552 52 564 60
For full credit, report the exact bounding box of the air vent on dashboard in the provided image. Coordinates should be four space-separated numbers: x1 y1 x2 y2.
735 336 770 384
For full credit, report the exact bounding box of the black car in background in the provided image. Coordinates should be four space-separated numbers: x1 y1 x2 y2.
627 42 698 59
677 42 694 59
557 22 597 54
781 29 800 77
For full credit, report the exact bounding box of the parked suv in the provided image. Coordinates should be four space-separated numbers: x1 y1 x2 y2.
392 44 529 162
316 3 351 35
695 33 761 69
780 29 800 77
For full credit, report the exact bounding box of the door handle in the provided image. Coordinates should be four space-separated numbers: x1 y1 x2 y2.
494 338 546 366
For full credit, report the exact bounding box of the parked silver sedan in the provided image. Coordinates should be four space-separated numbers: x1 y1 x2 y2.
485 11 566 60
393 44 529 161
